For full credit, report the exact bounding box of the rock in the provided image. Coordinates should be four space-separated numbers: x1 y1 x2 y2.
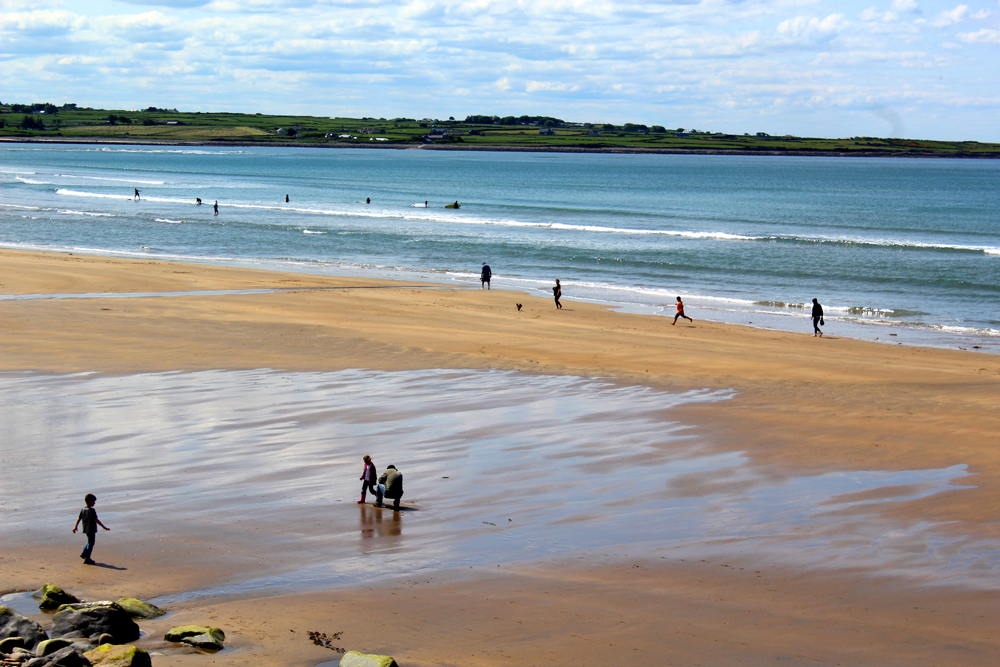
163 626 224 652
50 606 138 645
34 586 78 612
53 604 115 614
34 640 73 657
20 646 89 667
0 608 48 649
163 625 224 642
83 645 151 667
112 600 163 621
0 636 26 654
339 651 398 667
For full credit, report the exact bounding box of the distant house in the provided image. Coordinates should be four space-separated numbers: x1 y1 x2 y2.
756 132 770 137
588 130 601 137
538 127 555 135
423 131 449 142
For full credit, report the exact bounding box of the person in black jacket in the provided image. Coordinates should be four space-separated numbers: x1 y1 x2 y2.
812 298 824 337
480 263 492 290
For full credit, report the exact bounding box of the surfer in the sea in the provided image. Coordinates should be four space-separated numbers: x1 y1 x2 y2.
134 189 140 201
214 200 219 216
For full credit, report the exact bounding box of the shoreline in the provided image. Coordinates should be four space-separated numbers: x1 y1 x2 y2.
2 247 999 666
3 134 999 159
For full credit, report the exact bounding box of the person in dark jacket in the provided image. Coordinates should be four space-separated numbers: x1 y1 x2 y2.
480 263 492 290
812 298 824 337
375 465 404 509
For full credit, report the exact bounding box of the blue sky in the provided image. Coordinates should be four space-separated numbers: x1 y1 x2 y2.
2 0 999 140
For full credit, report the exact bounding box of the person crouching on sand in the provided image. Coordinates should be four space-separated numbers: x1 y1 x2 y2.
672 296 693 325
358 455 378 504
375 465 404 509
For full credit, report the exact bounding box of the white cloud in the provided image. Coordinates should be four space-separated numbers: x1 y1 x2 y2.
928 4 968 26
959 28 1000 43
525 80 579 92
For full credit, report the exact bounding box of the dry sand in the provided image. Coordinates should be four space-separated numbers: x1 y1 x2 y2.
2 247 999 666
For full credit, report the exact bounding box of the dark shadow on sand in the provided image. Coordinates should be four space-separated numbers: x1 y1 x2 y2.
89 562 127 570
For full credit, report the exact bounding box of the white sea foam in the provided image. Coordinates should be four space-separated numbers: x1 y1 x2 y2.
57 209 119 218
56 188 131 200
15 177 52 185
303 230 325 234
155 218 184 224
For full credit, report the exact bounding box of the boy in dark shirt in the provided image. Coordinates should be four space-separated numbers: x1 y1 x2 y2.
72 493 109 565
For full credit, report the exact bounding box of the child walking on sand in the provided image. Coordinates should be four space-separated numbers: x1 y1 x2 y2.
72 493 109 565
358 455 378 504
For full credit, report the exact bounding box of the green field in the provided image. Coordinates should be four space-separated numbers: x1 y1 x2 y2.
2 103 998 157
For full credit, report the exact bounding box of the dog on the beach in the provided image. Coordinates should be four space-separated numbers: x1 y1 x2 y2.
516 303 522 311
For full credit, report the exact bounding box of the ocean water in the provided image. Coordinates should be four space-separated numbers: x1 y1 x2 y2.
2 143 999 351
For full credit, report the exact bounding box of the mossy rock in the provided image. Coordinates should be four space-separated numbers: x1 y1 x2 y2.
35 637 74 656
0 607 47 649
55 602 119 614
84 644 152 667
35 584 79 610
164 625 225 650
114 599 164 620
340 650 399 667
0 636 26 653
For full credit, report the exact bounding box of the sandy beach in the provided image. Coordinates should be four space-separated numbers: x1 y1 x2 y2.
2 247 999 666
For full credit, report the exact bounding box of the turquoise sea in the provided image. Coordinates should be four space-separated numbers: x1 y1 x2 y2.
2 143 999 351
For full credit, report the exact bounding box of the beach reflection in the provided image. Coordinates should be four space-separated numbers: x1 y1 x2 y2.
358 504 403 541
0 368 993 601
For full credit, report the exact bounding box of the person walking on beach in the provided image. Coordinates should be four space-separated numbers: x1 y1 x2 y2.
553 279 563 309
133 189 140 201
672 296 693 325
72 493 109 565
213 200 219 216
375 464 404 510
480 263 492 290
812 298 824 337
358 455 378 504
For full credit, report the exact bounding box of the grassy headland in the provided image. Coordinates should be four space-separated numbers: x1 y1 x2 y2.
2 103 998 157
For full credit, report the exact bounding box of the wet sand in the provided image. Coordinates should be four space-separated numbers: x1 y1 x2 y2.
2 247 1000 666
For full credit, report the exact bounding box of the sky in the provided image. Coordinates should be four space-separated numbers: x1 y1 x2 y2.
1 0 999 141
